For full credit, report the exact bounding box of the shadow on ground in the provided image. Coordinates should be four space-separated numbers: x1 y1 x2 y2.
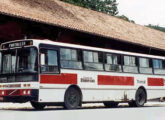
1 104 165 112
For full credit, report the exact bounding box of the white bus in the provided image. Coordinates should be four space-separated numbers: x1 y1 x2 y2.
0 39 165 109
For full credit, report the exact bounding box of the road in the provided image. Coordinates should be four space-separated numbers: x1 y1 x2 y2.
0 102 165 120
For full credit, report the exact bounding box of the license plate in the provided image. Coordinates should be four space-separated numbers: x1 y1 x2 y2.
0 97 3 101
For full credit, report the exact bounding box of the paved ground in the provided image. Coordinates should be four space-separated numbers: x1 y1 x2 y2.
0 102 165 120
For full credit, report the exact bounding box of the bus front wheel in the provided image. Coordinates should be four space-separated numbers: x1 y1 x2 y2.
64 87 81 109
31 101 46 110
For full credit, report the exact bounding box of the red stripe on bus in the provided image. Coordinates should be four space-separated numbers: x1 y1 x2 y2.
98 75 134 86
40 73 77 84
148 78 164 86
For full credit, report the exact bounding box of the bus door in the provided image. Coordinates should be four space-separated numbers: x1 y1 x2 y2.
40 46 60 74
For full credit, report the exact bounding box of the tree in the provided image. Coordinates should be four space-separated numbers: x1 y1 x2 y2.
117 15 135 23
147 24 165 33
61 0 118 16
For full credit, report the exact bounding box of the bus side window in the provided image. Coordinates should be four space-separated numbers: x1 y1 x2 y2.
153 59 165 75
139 58 153 74
83 51 103 71
123 55 138 73
60 48 83 69
40 48 59 73
104 53 122 72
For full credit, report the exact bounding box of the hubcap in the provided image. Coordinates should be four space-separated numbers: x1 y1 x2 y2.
137 90 145 105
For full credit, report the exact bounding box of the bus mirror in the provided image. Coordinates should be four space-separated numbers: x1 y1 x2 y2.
41 54 45 65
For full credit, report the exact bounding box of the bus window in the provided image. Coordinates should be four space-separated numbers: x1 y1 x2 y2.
139 58 153 74
153 59 163 69
153 59 165 75
60 48 82 69
41 53 45 65
17 48 37 73
2 50 16 74
83 51 103 71
104 53 122 72
123 56 138 73
40 48 59 73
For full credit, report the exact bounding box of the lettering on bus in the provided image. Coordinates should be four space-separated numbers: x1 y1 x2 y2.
2 84 21 88
81 77 95 83
9 42 26 48
2 41 32 49
137 80 146 84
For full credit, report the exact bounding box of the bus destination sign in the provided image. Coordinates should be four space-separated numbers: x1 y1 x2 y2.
2 40 32 49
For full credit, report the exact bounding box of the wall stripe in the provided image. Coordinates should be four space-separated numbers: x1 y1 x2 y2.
98 75 134 86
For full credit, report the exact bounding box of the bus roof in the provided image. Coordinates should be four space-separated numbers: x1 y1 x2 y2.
2 39 165 60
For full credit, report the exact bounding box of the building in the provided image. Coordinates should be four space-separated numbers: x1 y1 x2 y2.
0 0 165 56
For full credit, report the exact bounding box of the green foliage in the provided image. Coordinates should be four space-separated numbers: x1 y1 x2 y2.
61 0 118 16
116 15 135 23
147 24 165 33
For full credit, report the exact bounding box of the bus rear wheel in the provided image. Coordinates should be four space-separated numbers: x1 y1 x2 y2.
64 87 81 109
129 88 146 107
104 102 119 108
31 102 46 110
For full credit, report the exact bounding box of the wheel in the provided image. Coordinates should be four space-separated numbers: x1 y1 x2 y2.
31 101 46 110
104 102 119 108
129 88 146 107
64 87 81 109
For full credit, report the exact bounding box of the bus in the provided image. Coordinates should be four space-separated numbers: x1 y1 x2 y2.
0 39 165 109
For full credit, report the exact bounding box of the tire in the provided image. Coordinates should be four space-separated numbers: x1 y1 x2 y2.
31 102 46 110
104 102 119 108
129 88 146 107
64 87 81 109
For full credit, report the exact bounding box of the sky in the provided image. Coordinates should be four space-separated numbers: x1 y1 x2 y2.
117 0 165 27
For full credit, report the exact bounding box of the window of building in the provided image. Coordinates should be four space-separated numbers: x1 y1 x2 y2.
83 51 103 70
105 53 122 72
123 55 138 73
40 48 59 73
60 48 82 69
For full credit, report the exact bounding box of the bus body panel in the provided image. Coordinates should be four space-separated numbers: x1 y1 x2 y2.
1 39 165 105
38 69 165 103
39 89 66 103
